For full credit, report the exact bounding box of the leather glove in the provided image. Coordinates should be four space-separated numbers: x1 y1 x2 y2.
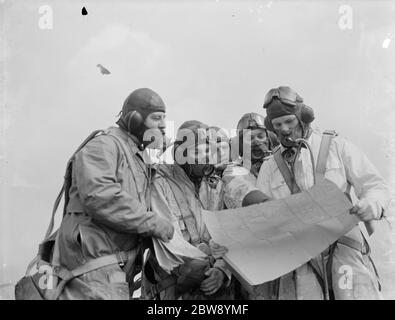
200 267 225 296
174 258 210 295
209 240 228 259
350 198 381 222
151 214 174 242
242 190 270 207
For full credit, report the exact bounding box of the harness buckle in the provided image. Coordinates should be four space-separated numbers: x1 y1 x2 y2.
116 251 125 267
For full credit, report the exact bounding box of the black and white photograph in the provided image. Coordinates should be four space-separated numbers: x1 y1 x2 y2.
1 0 395 304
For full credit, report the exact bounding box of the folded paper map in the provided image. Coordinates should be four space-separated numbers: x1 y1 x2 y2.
153 224 207 274
202 179 358 286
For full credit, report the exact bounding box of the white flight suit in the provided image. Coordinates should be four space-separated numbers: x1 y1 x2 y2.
256 128 391 300
222 157 277 299
223 158 260 209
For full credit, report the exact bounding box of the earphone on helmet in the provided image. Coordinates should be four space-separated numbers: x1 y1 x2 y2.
122 110 144 134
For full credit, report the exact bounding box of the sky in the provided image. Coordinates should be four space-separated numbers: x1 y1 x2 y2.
1 0 395 299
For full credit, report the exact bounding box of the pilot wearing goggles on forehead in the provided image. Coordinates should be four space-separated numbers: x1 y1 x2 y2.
256 86 391 300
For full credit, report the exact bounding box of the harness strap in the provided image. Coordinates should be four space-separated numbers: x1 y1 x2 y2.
44 130 105 242
325 243 337 300
24 130 106 277
273 147 300 194
337 235 369 255
124 243 144 296
144 254 177 300
316 130 337 182
45 248 138 300
325 236 364 300
326 232 381 299
29 128 148 298
315 132 376 236
368 255 382 291
274 130 338 299
310 130 335 299
274 130 380 298
307 259 326 297
147 275 177 300
359 232 381 291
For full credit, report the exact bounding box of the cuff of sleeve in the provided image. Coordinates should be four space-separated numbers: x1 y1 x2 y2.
375 207 386 220
139 210 158 235
371 200 386 220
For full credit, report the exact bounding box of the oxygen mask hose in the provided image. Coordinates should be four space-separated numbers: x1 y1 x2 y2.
291 138 316 185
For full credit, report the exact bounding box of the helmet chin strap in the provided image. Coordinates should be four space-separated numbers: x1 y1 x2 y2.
303 124 313 140
128 131 145 151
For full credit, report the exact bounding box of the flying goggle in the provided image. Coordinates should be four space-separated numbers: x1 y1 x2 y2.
245 117 265 130
263 86 304 109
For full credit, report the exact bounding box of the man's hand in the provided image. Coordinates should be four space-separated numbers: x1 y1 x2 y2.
152 215 175 242
200 268 225 296
350 199 379 222
209 240 228 259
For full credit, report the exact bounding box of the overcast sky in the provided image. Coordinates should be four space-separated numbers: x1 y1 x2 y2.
1 0 395 298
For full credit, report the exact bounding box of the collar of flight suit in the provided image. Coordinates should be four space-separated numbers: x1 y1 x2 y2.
108 126 152 166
